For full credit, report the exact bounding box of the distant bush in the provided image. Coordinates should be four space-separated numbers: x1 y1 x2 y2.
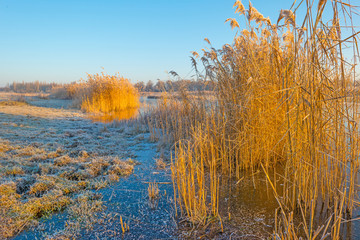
72 73 140 114
49 86 73 100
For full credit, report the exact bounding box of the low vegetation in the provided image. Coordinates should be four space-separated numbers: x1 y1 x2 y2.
120 216 130 234
0 100 28 107
0 138 137 238
148 181 160 209
155 158 167 170
149 0 360 238
46 191 105 239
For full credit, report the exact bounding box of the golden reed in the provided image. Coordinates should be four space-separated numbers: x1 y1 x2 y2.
149 0 360 238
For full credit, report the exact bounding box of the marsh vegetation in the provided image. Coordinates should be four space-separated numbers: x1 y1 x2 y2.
1 0 360 239
0 111 138 238
148 0 360 238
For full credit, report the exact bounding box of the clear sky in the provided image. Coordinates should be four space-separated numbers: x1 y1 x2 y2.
0 0 357 86
0 0 290 86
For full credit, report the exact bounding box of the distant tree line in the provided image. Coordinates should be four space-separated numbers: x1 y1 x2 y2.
0 79 215 93
134 79 214 92
0 81 64 93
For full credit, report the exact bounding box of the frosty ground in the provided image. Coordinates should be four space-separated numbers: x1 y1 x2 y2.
0 93 311 240
0 93 175 239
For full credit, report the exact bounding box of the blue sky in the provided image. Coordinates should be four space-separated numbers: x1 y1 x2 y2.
0 0 290 86
0 0 357 86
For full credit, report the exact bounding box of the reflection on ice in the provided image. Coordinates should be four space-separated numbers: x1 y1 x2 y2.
88 107 139 123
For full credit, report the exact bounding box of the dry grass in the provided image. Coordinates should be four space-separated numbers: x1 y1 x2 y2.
0 100 84 119
0 184 71 238
4 166 25 176
0 100 28 106
148 181 160 209
46 192 104 240
155 158 167 169
120 215 130 234
0 140 137 239
149 0 360 238
49 86 73 100
54 155 72 166
68 72 140 114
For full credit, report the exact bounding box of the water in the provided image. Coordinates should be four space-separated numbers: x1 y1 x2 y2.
216 168 360 239
88 108 139 123
86 96 159 123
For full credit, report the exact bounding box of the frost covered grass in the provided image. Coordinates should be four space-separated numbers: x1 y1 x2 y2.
0 100 28 107
0 137 137 238
155 158 167 170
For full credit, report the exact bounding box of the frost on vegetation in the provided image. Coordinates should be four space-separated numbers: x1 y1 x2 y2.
45 192 104 240
0 93 146 238
54 155 72 166
155 158 167 170
0 139 138 239
0 139 13 153
110 119 148 136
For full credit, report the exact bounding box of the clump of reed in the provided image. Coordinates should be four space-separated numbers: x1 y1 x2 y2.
69 72 140 114
149 0 360 237
148 181 160 209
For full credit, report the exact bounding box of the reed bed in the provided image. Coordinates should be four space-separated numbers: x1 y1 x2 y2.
70 72 140 114
149 0 360 238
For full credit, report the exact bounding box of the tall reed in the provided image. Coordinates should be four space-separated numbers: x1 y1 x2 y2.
71 73 140 114
149 0 360 237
